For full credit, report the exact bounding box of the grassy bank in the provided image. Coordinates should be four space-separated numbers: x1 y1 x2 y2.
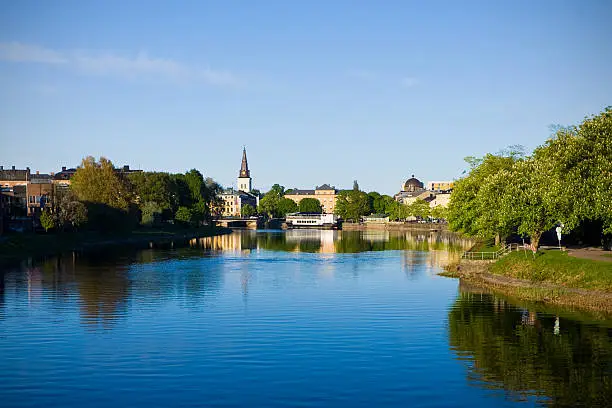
0 225 231 265
490 250 612 291
441 250 612 312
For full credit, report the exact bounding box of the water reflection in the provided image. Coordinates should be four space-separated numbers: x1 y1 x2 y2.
194 230 472 269
448 283 612 406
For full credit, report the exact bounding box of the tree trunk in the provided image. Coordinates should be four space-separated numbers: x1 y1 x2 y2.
531 231 542 250
495 234 500 246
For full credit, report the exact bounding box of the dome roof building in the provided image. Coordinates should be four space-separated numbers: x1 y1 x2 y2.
402 175 424 192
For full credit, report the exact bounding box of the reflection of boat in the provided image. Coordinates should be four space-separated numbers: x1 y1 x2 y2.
285 213 339 229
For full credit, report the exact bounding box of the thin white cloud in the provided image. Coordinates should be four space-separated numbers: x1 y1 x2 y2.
0 42 241 87
400 77 419 88
0 42 67 64
348 69 378 80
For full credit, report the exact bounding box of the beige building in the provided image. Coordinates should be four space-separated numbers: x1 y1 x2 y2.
426 181 454 192
429 192 451 208
284 184 338 214
394 175 434 205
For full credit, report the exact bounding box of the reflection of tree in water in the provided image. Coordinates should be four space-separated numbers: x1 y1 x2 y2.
74 255 130 330
448 292 612 406
0 270 5 313
198 230 472 255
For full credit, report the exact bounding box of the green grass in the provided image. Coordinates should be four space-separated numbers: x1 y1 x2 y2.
490 249 612 291
0 225 229 264
469 239 501 253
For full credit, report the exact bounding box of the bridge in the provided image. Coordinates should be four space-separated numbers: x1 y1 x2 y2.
214 217 261 229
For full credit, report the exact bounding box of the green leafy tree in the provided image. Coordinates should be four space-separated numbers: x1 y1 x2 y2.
70 156 133 209
241 204 256 218
430 205 447 220
447 152 521 236
39 210 55 232
128 172 179 214
258 184 286 217
533 108 612 235
335 190 370 221
277 197 298 216
175 206 193 225
141 201 162 227
408 199 431 219
269 184 285 197
367 192 380 214
503 159 558 249
298 198 322 213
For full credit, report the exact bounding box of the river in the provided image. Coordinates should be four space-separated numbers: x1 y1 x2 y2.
1 230 611 407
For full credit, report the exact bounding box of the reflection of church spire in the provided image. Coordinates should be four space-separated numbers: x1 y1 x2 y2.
239 147 250 178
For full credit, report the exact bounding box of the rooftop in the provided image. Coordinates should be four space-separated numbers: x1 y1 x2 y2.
0 166 30 181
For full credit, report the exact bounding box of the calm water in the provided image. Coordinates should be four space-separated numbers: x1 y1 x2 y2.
1 230 611 407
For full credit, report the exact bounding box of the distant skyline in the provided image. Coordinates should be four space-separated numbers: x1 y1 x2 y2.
1 1 611 195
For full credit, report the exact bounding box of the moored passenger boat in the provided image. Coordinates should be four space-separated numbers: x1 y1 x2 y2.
285 213 340 229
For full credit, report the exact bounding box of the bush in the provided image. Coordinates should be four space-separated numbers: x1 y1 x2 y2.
39 210 56 232
175 206 193 226
141 201 162 227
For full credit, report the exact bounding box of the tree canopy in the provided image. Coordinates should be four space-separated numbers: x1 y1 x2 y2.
298 198 322 213
335 189 370 221
447 107 612 248
71 156 133 210
258 184 287 217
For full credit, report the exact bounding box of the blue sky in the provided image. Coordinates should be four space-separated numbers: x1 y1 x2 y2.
1 1 610 195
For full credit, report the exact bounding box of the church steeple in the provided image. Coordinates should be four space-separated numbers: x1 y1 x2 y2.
239 147 250 178
237 147 252 193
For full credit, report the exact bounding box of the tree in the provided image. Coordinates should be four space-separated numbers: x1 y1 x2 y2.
128 172 179 214
447 152 521 237
70 156 133 210
184 169 206 203
503 158 558 249
141 201 162 227
335 190 370 221
175 206 193 225
408 199 431 219
258 184 286 217
277 198 298 216
367 192 381 214
534 108 612 235
241 204 256 218
58 191 88 230
39 210 55 232
269 184 285 197
298 198 322 213
431 205 447 220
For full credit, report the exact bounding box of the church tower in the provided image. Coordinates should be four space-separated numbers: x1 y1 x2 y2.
237 147 252 192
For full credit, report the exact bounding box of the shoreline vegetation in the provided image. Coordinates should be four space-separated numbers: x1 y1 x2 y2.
0 226 231 266
442 250 612 312
342 221 448 232
441 107 612 311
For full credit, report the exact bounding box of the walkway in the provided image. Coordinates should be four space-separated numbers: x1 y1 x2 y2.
566 247 612 263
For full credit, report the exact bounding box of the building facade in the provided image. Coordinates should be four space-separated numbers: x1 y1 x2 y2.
426 181 454 192
394 175 432 205
0 166 30 188
284 184 339 214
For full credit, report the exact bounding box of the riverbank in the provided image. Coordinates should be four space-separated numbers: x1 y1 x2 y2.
342 222 447 232
442 250 612 312
0 226 231 266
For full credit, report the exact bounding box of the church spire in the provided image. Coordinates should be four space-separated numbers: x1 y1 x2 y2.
239 146 250 178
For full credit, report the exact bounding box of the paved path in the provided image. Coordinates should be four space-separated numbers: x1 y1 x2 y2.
566 247 612 263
